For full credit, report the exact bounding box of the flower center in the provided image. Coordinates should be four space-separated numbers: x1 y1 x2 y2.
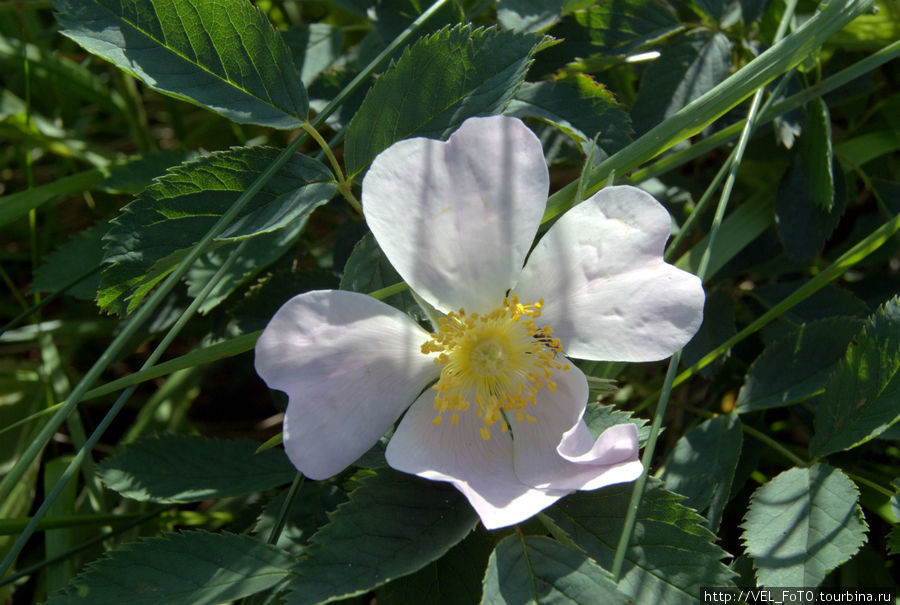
420 295 570 440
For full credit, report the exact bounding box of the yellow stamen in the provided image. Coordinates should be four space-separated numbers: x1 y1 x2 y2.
420 295 568 438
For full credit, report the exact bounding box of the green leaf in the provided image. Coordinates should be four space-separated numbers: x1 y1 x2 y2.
379 530 495 605
797 98 835 211
344 24 545 177
33 223 109 300
52 0 308 128
809 297 900 457
888 526 900 557
681 288 736 377
98 147 334 315
775 156 846 261
185 225 314 315
46 531 295 605
340 232 420 319
0 169 104 228
567 1 682 57
282 23 345 87
230 269 338 334
736 317 865 413
497 0 563 33
97 434 296 503
505 73 632 156
285 468 478 605
631 31 732 135
99 149 194 195
582 403 651 446
547 480 735 604
741 463 868 587
661 415 742 531
481 535 631 605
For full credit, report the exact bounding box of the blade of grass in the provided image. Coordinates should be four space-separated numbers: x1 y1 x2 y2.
630 40 900 189
611 0 800 581
542 0 878 224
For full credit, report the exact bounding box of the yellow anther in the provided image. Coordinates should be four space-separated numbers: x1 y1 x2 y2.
420 296 569 440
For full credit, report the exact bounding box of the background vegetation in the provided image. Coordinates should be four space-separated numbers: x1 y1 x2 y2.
1 0 898 603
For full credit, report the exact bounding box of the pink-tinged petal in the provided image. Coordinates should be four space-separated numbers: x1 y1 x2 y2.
512 366 643 491
515 185 705 361
254 290 438 480
362 116 548 314
385 389 570 530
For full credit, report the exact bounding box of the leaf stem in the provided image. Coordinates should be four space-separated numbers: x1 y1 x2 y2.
515 526 540 603
301 121 362 213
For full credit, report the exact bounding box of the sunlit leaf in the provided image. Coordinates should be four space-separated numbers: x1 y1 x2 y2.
506 73 632 156
741 464 867 587
497 0 563 33
344 24 546 177
52 0 308 128
98 147 334 315
282 23 345 87
548 480 735 603
809 297 900 457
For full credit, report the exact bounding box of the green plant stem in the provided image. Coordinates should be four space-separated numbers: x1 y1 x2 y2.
662 71 793 261
611 1 799 581
845 472 895 500
369 281 409 300
266 474 304 545
679 404 810 468
0 0 449 577
611 352 682 580
0 512 162 535
302 120 362 214
740 422 808 468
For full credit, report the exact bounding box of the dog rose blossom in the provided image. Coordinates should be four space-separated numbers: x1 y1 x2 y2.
255 115 704 529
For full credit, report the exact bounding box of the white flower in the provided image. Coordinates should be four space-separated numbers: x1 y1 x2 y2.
254 116 705 529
